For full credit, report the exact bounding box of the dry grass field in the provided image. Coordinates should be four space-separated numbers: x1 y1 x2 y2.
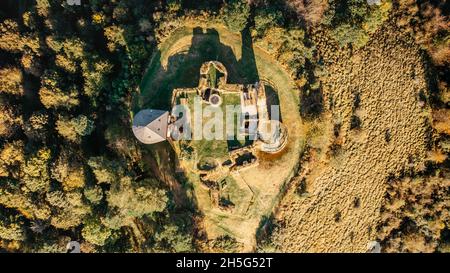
267 24 431 252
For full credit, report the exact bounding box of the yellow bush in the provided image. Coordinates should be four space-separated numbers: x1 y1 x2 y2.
427 149 447 163
92 13 105 25
0 67 23 95
432 109 450 135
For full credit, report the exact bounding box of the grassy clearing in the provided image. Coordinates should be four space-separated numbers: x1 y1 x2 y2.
268 26 430 252
139 26 258 110
138 21 304 251
174 91 245 163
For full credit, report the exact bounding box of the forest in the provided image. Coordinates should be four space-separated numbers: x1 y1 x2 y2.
0 0 449 253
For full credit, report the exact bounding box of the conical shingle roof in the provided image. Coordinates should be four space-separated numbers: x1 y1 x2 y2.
132 109 169 144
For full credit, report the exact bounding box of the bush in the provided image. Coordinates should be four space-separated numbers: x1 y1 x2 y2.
82 217 112 246
0 67 24 95
56 115 95 142
0 103 22 138
221 0 250 33
331 23 369 49
325 0 391 48
254 8 283 37
286 0 328 26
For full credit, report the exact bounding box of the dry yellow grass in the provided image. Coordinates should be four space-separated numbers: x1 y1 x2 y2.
268 24 430 252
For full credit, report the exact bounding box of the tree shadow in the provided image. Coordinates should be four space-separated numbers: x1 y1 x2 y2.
138 26 260 111
300 60 324 119
239 26 259 84
136 25 266 155
264 84 282 122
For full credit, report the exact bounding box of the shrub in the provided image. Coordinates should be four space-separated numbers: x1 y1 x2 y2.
432 109 450 135
82 217 112 246
286 0 328 26
221 0 250 33
254 7 283 37
0 67 24 95
0 103 22 138
56 115 95 142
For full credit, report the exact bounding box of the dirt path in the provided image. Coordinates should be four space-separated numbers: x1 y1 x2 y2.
269 25 430 252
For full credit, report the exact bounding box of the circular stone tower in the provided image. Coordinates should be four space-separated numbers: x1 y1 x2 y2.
132 109 169 144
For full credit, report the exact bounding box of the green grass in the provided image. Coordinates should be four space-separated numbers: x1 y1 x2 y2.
138 23 303 246
221 176 248 207
175 91 246 163
138 26 262 111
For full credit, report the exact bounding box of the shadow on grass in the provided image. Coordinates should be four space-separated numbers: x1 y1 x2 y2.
134 26 286 248
138 26 260 111
137 25 269 158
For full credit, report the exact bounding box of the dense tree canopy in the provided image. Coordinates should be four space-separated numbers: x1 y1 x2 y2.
104 177 168 230
222 0 251 32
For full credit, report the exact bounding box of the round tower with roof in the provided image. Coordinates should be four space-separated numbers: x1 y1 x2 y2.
132 109 170 144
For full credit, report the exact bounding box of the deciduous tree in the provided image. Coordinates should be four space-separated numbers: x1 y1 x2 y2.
83 185 103 204
87 156 121 184
0 67 24 96
0 19 24 52
23 112 49 142
0 102 22 138
23 148 52 193
0 215 26 241
51 151 86 191
56 115 95 142
221 0 250 33
47 190 91 230
0 140 24 179
104 177 168 229
39 70 79 109
82 217 112 246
